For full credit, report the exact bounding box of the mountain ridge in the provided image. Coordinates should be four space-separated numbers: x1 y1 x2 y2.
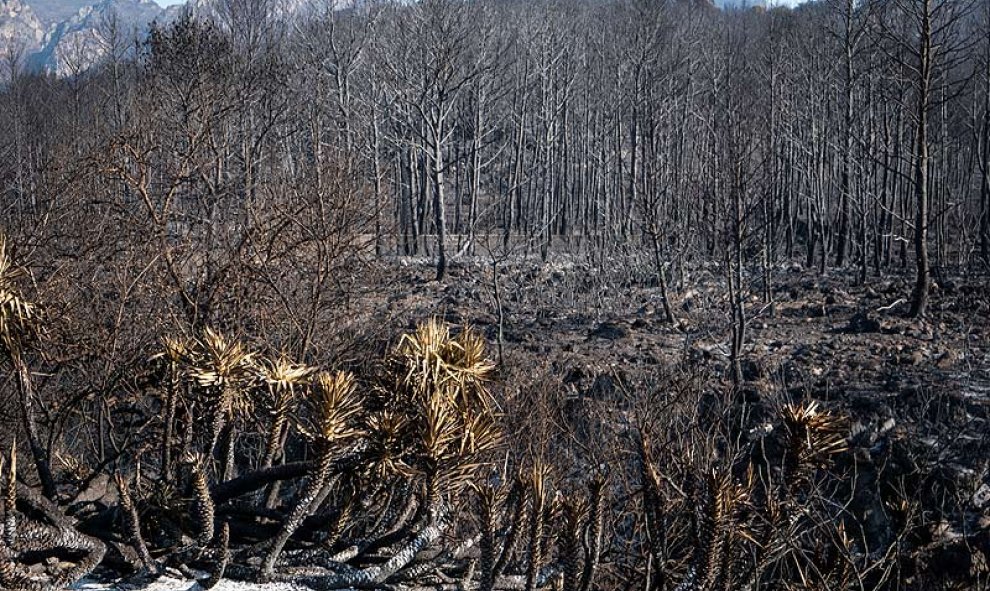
3 0 803 77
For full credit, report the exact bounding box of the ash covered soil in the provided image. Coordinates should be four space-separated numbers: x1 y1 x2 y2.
363 258 990 408
356 257 990 582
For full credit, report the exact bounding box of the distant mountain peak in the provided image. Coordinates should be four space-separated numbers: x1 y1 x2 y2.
25 0 164 73
1 0 45 55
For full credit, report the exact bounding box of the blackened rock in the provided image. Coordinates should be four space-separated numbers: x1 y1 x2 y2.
845 310 882 333
589 322 628 340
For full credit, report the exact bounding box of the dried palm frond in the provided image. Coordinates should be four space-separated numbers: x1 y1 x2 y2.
257 354 316 395
395 319 496 410
781 401 847 485
187 328 254 388
186 327 256 422
0 235 40 359
151 335 192 366
365 411 416 479
298 371 364 449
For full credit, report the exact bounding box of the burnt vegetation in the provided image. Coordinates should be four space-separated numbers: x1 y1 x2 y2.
1 0 990 589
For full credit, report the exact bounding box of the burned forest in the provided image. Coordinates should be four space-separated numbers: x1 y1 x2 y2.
0 0 989 589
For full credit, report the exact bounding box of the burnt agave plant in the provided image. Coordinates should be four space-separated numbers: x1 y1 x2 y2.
255 354 316 471
260 370 364 578
151 336 193 483
185 327 256 481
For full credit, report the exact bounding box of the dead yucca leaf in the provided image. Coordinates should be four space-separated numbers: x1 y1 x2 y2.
186 327 255 415
473 479 509 512
422 391 461 460
258 354 316 392
0 235 40 358
693 468 751 589
781 401 847 477
562 495 589 535
561 495 589 588
527 461 554 509
459 412 502 456
299 371 364 448
187 327 254 387
382 320 502 483
364 411 416 479
55 450 91 482
151 335 192 366
396 319 496 410
257 354 316 415
713 469 752 543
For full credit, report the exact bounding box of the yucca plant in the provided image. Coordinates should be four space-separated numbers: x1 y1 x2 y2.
691 468 750 591
364 410 417 481
254 321 503 586
393 318 497 414
115 472 156 572
561 496 588 591
385 320 501 497
201 521 230 590
580 474 607 591
152 336 192 482
736 400 849 590
523 462 555 591
255 354 316 471
641 399 849 591
474 481 508 591
260 370 364 579
188 455 216 548
780 400 847 492
352 320 502 586
0 235 55 500
254 353 315 508
185 327 256 480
